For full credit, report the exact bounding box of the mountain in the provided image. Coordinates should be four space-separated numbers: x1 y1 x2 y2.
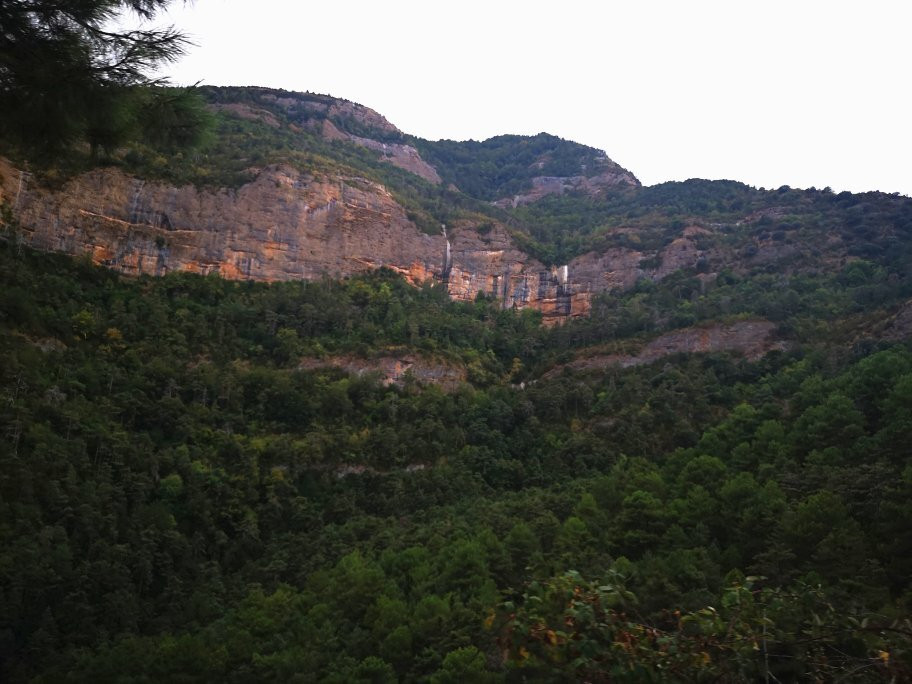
3 87 912 682
4 87 911 332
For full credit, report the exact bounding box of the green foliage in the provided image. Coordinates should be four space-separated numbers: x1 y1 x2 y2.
501 572 911 681
505 177 912 266
4 16 912 679
0 1 211 162
1 237 912 681
414 132 618 201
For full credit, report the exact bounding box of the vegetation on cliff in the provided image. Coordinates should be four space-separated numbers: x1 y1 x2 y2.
413 132 630 201
60 86 912 271
10 82 910 273
3 55 912 680
1 232 911 681
0 1 212 163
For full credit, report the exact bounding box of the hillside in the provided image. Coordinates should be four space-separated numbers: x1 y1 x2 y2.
1 86 912 681
4 86 912 330
2 232 912 681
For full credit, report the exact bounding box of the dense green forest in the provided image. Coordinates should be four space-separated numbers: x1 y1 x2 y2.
412 133 618 201
4 43 912 677
5 4 908 681
505 179 912 266
1 228 911 681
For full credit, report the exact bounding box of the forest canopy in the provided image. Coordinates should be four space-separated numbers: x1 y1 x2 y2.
0 235 910 681
1 9 911 680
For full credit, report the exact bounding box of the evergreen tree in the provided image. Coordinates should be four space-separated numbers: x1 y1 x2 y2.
0 0 208 160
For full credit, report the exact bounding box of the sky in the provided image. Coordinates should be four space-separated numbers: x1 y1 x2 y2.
145 0 911 195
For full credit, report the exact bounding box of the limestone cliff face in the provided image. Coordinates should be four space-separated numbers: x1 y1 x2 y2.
0 158 713 323
2 158 443 282
0 156 597 322
443 224 588 321
267 92 443 185
2 159 587 317
212 89 443 185
272 94 401 138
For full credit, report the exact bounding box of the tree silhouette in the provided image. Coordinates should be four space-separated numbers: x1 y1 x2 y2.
0 1 207 160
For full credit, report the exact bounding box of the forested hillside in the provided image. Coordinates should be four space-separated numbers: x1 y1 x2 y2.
3 59 912 684
1 229 911 681
4 2 909 680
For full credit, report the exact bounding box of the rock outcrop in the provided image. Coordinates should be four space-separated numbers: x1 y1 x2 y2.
2 159 442 282
298 353 467 390
0 157 713 324
444 224 592 322
550 320 786 374
492 163 639 209
319 120 442 184
1 159 598 320
213 89 443 185
272 94 401 138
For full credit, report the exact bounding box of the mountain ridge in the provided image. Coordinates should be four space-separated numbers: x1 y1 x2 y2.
4 86 912 683
2 85 911 328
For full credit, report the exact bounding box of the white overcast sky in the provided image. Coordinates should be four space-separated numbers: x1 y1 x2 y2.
146 0 911 195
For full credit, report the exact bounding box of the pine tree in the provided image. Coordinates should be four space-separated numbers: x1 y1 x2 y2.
0 1 208 161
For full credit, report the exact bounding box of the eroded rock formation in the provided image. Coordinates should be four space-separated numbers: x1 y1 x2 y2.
492 169 640 208
2 159 443 282
550 320 787 374
318 120 442 184
0 158 713 324
298 353 467 390
443 223 592 322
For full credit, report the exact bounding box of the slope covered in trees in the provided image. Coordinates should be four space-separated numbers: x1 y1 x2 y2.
1 232 911 681
4 6 911 680
412 132 627 201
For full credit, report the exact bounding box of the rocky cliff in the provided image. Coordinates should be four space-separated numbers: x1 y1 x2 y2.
250 89 443 184
0 155 715 324
552 319 787 374
491 166 640 208
6 85 903 334
319 119 442 184
0 87 734 325
1 158 443 282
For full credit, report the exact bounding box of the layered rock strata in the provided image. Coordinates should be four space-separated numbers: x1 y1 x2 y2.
319 120 441 184
492 168 640 208
2 159 443 283
0 159 711 324
550 320 786 374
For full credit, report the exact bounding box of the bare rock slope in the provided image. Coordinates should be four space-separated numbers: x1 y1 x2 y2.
0 156 718 324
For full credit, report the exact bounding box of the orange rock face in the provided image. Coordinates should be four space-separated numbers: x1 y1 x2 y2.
442 225 594 324
0 158 713 325
3 159 444 282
